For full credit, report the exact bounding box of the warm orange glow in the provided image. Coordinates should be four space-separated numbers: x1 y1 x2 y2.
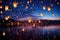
22 28 25 32
0 6 2 9
5 5 9 11
38 20 41 23
5 16 10 20
48 6 51 11
28 19 32 23
0 11 3 14
33 24 35 26
13 1 18 8
43 6 46 10
3 32 6 36
0 0 2 3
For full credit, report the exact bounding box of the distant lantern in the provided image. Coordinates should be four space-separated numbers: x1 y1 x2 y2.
38 20 41 23
40 13 44 17
57 2 59 5
22 28 25 32
33 24 35 26
13 1 18 8
0 6 2 9
2 32 6 36
48 6 51 11
28 17 32 23
30 0 32 2
27 1 30 4
52 13 54 16
0 11 3 14
43 6 46 10
5 16 10 20
25 6 28 10
5 5 9 11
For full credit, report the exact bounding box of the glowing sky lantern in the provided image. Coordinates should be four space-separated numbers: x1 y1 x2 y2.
5 5 9 11
28 17 32 23
0 6 2 9
40 13 44 17
43 6 46 10
2 32 6 36
22 28 25 32
48 6 51 11
5 16 10 20
13 1 18 8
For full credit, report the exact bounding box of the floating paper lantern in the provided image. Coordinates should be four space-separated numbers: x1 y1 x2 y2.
13 1 18 8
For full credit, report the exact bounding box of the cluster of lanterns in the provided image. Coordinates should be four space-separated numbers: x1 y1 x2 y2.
13 1 18 8
5 16 10 20
43 6 51 11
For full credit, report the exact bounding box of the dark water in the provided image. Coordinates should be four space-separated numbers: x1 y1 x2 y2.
0 25 60 40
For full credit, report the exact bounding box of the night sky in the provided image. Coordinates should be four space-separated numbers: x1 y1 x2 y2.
0 0 60 20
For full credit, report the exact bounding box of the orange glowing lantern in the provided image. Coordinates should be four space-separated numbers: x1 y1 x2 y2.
22 28 25 32
0 6 2 9
5 5 9 11
13 1 18 8
48 6 51 11
2 32 6 36
43 6 46 10
5 16 10 20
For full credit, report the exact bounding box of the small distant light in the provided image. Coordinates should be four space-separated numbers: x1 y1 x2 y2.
43 6 46 10
57 2 59 5
40 13 44 17
48 6 51 11
38 20 41 23
5 16 10 20
0 6 2 9
33 24 35 26
52 14 54 16
13 1 18 8
28 19 32 23
2 32 6 36
25 6 28 10
27 1 30 4
22 28 25 32
0 11 3 14
5 5 9 11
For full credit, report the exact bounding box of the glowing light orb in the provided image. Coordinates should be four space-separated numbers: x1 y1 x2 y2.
5 5 9 11
5 16 10 20
43 6 46 10
57 2 59 5
2 32 6 36
27 1 30 4
0 6 2 9
38 20 41 23
13 1 18 8
48 6 51 11
25 6 28 9
33 24 35 26
0 11 3 14
40 13 44 17
22 28 25 32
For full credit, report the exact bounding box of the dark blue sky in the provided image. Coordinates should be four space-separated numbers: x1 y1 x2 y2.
0 0 60 20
